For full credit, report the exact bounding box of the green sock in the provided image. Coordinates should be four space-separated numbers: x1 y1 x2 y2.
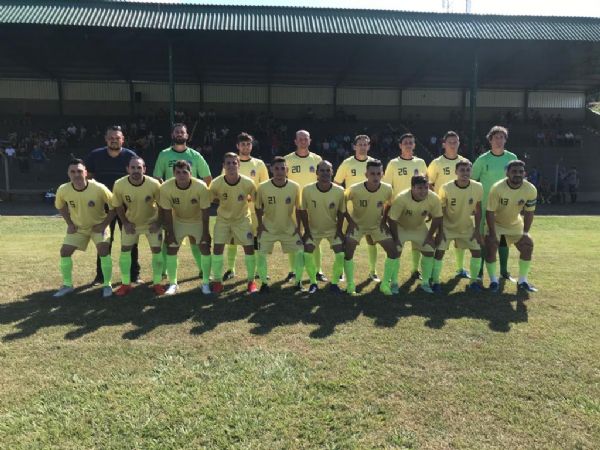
411 249 421 272
294 251 304 281
470 256 482 281
344 259 355 288
212 254 224 282
151 252 162 285
499 245 510 274
332 252 344 285
314 244 322 273
166 254 178 284
60 256 73 287
201 254 212 285
432 258 443 284
518 259 531 279
382 257 397 288
486 261 498 281
100 255 112 287
287 253 295 273
257 252 268 284
368 244 378 274
190 244 203 271
244 254 256 282
119 250 132 285
455 248 465 271
420 255 434 286
226 244 237 272
161 243 168 274
304 252 317 284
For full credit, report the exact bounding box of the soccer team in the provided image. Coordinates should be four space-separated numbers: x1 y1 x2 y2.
53 124 538 298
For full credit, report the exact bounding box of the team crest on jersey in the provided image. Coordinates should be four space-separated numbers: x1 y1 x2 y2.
518 199 525 205
237 194 244 202
469 198 474 204
376 201 383 208
285 197 291 204
329 202 336 209
296 240 302 246
88 200 95 207
191 198 198 204
145 195 152 202
250 169 256 177
421 210 428 217
246 232 253 240
309 166 315 173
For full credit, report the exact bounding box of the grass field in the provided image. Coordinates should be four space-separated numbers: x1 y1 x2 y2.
0 215 599 449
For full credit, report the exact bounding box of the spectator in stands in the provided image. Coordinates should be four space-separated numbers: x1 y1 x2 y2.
30 145 48 181
527 167 540 187
17 146 29 173
565 166 579 204
557 164 568 204
5 145 16 158
85 125 139 286
538 177 552 204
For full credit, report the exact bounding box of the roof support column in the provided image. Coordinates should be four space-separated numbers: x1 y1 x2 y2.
168 40 175 126
469 50 479 160
57 78 64 117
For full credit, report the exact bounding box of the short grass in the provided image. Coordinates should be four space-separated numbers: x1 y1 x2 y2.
0 215 599 449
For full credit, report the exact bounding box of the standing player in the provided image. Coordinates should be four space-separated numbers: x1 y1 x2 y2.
159 160 212 295
472 125 517 281
485 160 538 292
427 131 471 278
85 125 138 286
111 157 164 296
388 176 443 294
333 134 379 281
299 160 346 294
383 133 428 279
209 153 257 294
284 130 323 282
223 132 269 281
344 160 399 295
435 161 484 292
255 157 304 292
53 159 115 298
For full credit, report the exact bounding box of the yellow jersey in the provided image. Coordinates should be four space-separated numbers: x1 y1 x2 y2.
300 182 345 236
209 174 256 221
284 151 322 189
334 155 373 188
487 178 537 232
438 180 483 234
389 189 443 230
256 179 301 235
427 154 470 194
159 178 211 223
383 156 428 196
346 181 393 230
55 180 112 229
111 175 160 226
221 157 269 188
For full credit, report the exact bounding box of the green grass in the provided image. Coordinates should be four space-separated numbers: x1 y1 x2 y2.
0 215 599 449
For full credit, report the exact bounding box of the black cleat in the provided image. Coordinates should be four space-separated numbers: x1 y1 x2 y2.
284 272 296 283
223 270 235 281
316 272 328 282
259 284 270 294
308 283 318 294
90 276 103 287
410 270 422 281
518 281 538 292
293 282 305 292
501 272 516 283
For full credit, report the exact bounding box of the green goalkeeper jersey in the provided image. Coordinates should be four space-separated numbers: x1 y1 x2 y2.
471 149 517 207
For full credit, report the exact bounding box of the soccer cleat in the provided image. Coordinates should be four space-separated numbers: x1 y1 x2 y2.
420 283 434 294
455 269 470 279
345 283 356 295
308 283 318 294
467 282 484 292
316 272 328 282
284 272 296 283
223 270 235 281
369 272 381 282
379 284 392 296
329 284 343 294
101 286 113 298
199 283 211 295
132 276 143 284
212 281 224 294
161 272 168 280
165 284 179 295
488 281 500 293
247 281 258 294
259 284 270 294
501 272 516 283
410 270 423 281
293 282 305 292
53 285 74 298
90 276 103 287
518 281 538 292
152 284 166 295
115 284 133 297
339 273 345 282
432 283 443 294
391 283 400 295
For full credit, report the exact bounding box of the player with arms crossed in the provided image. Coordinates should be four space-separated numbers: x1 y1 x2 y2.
485 160 538 293
159 160 212 295
299 160 346 294
345 160 399 296
435 161 484 292
209 153 257 294
53 159 115 298
255 156 305 293
112 157 164 296
388 175 443 294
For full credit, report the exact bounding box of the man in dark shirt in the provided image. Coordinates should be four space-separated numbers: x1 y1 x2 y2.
85 126 139 285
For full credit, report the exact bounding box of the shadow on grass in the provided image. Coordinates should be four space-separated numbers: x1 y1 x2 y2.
0 277 529 342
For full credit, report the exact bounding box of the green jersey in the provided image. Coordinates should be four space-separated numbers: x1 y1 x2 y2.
152 147 211 181
471 150 517 205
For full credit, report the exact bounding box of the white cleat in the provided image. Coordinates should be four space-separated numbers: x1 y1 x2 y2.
101 286 113 298
53 285 74 298
165 284 179 295
200 284 212 295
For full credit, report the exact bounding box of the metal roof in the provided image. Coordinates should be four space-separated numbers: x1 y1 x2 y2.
1 0 600 41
